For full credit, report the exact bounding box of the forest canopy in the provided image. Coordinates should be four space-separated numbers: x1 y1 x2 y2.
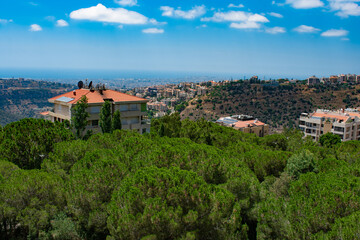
1 115 360 239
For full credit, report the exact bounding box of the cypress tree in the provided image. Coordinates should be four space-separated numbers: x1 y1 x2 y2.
72 96 89 139
112 110 122 132
100 101 112 134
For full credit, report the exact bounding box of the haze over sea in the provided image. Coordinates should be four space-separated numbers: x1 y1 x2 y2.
0 68 311 88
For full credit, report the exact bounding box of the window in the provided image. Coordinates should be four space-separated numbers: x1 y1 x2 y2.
90 106 101 114
130 104 139 111
92 120 99 126
334 127 344 132
120 104 129 112
121 119 128 125
129 117 139 124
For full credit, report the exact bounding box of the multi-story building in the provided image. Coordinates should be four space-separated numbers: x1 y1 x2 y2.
307 76 320 86
216 115 269 137
299 109 360 141
47 86 150 134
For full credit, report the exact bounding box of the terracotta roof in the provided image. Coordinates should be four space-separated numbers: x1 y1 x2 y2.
312 112 349 121
40 111 49 116
234 120 266 128
49 89 148 104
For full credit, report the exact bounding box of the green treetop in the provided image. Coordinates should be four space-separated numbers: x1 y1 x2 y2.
71 96 89 139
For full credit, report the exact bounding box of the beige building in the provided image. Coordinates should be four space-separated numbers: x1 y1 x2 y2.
216 115 269 137
47 87 150 134
299 109 360 141
307 76 320 86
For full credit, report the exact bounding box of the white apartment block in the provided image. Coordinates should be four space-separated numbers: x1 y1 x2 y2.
299 109 360 141
47 86 150 134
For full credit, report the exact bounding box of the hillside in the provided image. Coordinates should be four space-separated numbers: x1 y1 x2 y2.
0 78 74 126
181 81 360 131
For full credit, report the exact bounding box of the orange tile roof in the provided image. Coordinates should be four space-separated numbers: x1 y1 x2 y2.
40 111 49 116
50 89 148 104
312 112 349 121
234 120 266 128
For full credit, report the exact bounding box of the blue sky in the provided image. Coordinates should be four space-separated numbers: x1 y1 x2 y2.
0 0 360 78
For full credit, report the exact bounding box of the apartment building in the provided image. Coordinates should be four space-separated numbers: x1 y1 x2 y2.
216 115 269 137
299 109 360 141
307 76 320 86
47 86 150 134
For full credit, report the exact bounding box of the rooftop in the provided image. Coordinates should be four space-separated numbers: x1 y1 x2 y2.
50 89 148 104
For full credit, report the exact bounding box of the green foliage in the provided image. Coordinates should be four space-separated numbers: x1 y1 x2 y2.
0 169 65 239
66 149 128 239
0 118 74 169
100 100 112 133
286 150 317 179
3 115 360 239
48 212 81 240
320 132 341 148
112 110 122 131
107 167 241 240
71 95 89 139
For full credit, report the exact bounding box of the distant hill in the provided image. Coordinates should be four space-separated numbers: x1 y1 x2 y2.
0 78 75 126
180 81 360 131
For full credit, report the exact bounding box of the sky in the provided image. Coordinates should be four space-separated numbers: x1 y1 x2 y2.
1 0 360 78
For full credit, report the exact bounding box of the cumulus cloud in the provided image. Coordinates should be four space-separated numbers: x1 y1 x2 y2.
286 0 324 9
321 29 349 37
29 24 42 31
268 12 284 18
115 0 137 7
70 4 149 25
293 25 321 33
160 5 206 19
142 28 164 34
230 21 261 29
201 11 269 23
56 19 69 27
228 3 245 8
329 0 360 17
266 26 286 34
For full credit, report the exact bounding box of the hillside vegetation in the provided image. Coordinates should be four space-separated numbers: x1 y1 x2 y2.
1 115 360 239
0 78 74 126
181 81 360 130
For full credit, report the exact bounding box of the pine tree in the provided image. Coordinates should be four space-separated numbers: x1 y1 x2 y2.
72 96 89 139
112 110 122 132
100 101 112 134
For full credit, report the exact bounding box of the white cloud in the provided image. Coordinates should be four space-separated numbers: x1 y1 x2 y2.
321 29 349 37
115 0 137 7
268 12 284 18
0 19 13 24
29 24 42 32
56 19 69 27
341 37 350 40
329 0 360 17
196 24 208 29
160 5 206 19
293 25 321 33
70 4 149 25
266 26 286 34
201 11 269 23
142 28 164 34
230 21 261 29
286 0 324 9
228 3 245 8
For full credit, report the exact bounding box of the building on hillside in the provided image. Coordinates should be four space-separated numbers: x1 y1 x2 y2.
216 115 269 137
330 75 339 84
299 109 360 142
307 76 320 86
46 84 150 134
357 75 360 84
